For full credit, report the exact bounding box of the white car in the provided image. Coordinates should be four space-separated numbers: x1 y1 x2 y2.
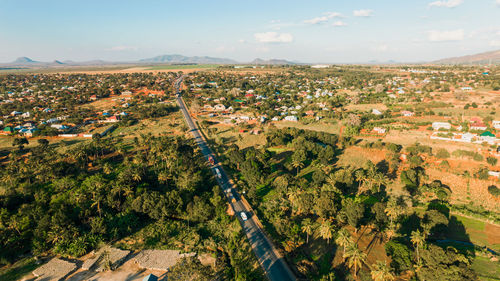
240 212 248 221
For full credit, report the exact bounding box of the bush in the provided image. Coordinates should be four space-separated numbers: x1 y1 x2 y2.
385 241 412 273
486 156 498 166
488 185 500 197
436 148 450 159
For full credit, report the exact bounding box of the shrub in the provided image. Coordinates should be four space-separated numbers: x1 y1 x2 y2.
486 156 498 166
436 148 450 159
488 185 500 197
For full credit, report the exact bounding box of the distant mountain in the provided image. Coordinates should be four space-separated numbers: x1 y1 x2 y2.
13 57 38 64
433 49 500 65
140 54 238 64
249 58 297 65
52 60 64 65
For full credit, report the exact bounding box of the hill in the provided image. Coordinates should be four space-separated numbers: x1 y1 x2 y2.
249 58 297 65
139 54 237 64
433 49 500 65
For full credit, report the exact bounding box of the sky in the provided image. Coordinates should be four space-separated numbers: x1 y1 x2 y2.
0 0 499 63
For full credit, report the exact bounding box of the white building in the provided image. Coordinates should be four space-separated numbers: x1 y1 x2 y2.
432 122 451 130
492 120 500 130
284 116 298 122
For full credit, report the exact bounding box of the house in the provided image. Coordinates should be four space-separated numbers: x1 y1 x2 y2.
50 124 69 130
470 122 487 131
143 274 158 281
214 104 226 111
432 122 451 130
2 126 14 134
492 120 500 130
461 86 473 91
401 110 414 117
10 111 22 116
21 112 30 118
372 109 383 115
105 115 120 123
90 95 97 101
373 127 386 134
284 115 298 122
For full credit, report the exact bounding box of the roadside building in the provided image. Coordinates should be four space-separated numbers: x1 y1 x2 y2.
432 122 451 130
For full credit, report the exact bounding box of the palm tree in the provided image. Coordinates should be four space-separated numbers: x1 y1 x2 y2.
301 218 315 244
292 159 304 174
384 200 403 225
335 228 354 258
318 220 335 244
411 229 426 264
372 173 387 193
344 244 367 278
354 169 366 190
371 260 395 281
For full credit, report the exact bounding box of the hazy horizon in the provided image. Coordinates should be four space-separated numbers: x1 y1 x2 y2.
1 0 499 64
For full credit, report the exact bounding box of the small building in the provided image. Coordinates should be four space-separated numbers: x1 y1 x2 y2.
284 115 298 122
2 126 14 134
372 109 383 115
373 127 386 134
470 122 487 131
143 274 158 281
401 110 414 117
214 104 226 111
432 122 451 130
492 120 500 130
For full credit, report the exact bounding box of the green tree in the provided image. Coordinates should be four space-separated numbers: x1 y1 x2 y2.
411 229 426 264
344 244 367 278
301 218 315 244
335 228 353 257
318 220 335 244
371 260 395 281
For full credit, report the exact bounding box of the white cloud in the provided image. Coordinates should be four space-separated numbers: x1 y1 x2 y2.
427 29 464 41
489 39 500 47
353 9 374 17
332 21 347 27
325 12 343 18
254 32 293 43
304 16 329 25
374 44 389 52
304 12 343 25
428 0 463 8
496 0 500 6
107 46 137 51
255 46 270 53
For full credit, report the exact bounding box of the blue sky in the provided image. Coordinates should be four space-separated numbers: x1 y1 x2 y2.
0 0 499 63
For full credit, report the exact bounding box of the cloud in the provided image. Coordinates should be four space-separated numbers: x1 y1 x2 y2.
427 29 464 41
353 9 373 17
497 0 500 6
304 12 343 25
325 12 343 18
107 46 137 51
428 0 463 8
304 16 329 25
332 21 347 27
374 44 389 52
256 46 270 53
254 32 293 43
490 39 500 47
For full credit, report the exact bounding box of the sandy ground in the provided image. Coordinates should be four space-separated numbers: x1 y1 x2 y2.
60 67 209 74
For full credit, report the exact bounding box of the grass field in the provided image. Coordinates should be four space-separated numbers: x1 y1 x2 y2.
0 257 39 281
472 256 500 281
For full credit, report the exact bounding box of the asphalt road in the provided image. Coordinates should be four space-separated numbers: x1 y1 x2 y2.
175 77 297 281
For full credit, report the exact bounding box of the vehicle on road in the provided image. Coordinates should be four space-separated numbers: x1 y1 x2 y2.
215 168 222 178
240 212 248 221
208 156 215 165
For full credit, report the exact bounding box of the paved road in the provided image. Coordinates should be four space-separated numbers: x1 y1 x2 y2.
174 77 297 281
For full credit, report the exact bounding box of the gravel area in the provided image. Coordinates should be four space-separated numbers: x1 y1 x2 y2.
32 258 77 281
134 249 195 271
